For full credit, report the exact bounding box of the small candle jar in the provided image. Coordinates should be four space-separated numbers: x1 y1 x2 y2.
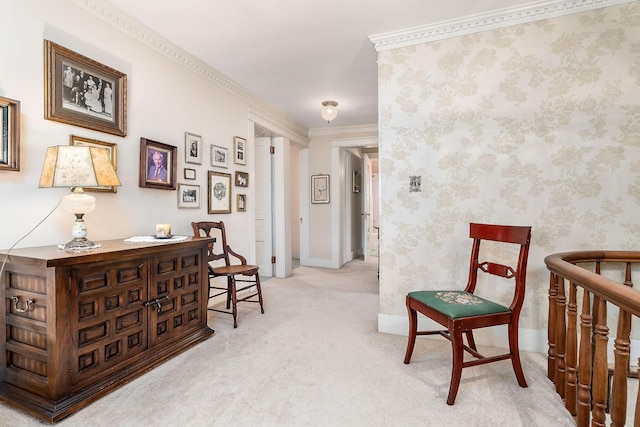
156 224 171 237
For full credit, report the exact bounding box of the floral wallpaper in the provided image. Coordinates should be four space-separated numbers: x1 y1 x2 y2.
378 2 640 332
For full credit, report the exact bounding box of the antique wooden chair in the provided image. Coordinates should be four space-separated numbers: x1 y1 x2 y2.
403 222 532 405
191 221 264 328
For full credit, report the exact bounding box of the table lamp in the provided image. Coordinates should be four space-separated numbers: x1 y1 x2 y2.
39 145 121 250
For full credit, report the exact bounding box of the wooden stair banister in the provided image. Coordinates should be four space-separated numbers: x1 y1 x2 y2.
545 251 640 426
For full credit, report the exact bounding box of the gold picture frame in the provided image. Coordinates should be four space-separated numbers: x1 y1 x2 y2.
0 96 20 172
45 40 127 137
208 171 232 214
70 135 118 193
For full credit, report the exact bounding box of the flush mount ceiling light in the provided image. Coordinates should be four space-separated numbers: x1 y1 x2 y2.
321 100 338 123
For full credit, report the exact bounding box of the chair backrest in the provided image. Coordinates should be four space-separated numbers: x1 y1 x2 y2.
466 223 532 314
191 221 230 266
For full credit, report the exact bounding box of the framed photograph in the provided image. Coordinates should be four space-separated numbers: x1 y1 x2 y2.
352 170 361 193
234 136 246 165
0 96 20 172
44 40 127 137
208 171 232 214
139 137 177 190
237 194 247 212
70 135 118 193
177 183 200 208
184 168 196 180
311 174 330 204
210 144 229 168
185 132 202 164
235 171 249 187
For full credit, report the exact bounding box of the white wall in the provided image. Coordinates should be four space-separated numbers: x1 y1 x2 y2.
0 0 294 259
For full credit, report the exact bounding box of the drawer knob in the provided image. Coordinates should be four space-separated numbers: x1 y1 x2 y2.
10 296 35 313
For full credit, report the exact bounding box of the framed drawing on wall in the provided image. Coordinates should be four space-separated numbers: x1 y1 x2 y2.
185 132 202 164
208 171 232 214
177 183 200 208
311 174 330 204
210 144 229 168
44 40 127 137
139 137 177 190
236 194 247 212
234 136 246 165
0 96 20 172
235 171 249 187
184 168 196 180
70 134 118 193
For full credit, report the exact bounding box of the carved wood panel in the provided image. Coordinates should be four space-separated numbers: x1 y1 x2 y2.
148 249 203 347
70 258 148 386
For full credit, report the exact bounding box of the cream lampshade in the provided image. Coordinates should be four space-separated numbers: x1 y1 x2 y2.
39 145 121 250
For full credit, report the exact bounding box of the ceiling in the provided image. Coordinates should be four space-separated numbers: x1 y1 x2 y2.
104 0 535 130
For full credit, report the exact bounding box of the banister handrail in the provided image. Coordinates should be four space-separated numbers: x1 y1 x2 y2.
544 250 640 426
544 251 640 318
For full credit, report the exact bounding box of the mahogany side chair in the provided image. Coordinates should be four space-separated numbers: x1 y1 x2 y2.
403 222 532 405
191 221 264 328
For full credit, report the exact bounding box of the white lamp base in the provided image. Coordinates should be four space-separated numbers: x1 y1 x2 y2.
63 215 97 250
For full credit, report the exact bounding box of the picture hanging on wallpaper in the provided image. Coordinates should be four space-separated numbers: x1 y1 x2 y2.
0 96 20 172
139 138 177 190
210 144 229 168
185 132 202 164
234 136 246 165
208 171 232 214
70 134 118 193
44 40 127 137
177 184 200 209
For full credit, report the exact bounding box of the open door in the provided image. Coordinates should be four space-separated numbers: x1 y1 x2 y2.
254 136 273 277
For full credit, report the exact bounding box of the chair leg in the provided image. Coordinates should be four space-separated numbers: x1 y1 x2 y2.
225 277 232 309
464 330 477 351
230 279 238 328
508 322 528 388
404 302 418 364
447 328 465 405
255 273 265 314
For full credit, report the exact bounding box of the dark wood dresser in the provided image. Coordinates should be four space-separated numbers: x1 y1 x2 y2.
0 237 215 422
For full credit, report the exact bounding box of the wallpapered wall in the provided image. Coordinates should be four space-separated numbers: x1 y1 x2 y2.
378 2 640 332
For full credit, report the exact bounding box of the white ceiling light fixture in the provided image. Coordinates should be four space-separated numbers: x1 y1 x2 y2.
321 100 338 123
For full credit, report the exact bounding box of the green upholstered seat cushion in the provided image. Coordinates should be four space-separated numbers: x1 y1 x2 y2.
408 290 510 319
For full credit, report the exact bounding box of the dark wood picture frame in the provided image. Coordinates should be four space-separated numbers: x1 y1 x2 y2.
70 134 118 193
236 194 247 212
44 40 127 137
0 96 20 172
139 137 177 190
208 171 232 214
311 174 330 204
235 171 249 187
184 168 196 180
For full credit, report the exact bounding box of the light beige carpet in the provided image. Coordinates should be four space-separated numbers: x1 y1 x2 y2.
1 259 577 426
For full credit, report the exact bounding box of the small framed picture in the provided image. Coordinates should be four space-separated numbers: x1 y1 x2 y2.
208 171 232 214
185 132 202 164
184 168 196 180
139 137 177 190
177 183 200 208
311 174 330 204
44 40 126 137
70 134 118 193
210 144 229 168
352 170 361 193
234 136 246 165
237 194 247 212
0 96 20 172
235 171 249 187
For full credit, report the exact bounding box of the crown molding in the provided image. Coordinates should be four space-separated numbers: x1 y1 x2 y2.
69 0 309 137
308 124 378 138
369 0 636 52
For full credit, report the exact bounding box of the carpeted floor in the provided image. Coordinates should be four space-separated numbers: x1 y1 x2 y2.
1 259 577 426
